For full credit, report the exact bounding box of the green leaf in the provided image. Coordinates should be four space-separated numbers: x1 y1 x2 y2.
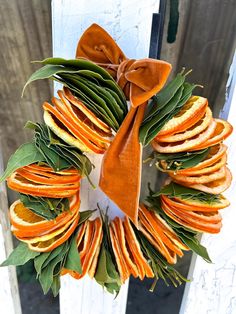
38 243 69 294
79 210 95 225
64 233 82 273
95 244 121 294
34 252 51 275
51 275 61 297
0 142 45 182
22 65 82 96
154 182 221 203
0 243 40 267
20 194 70 220
152 148 210 171
23 57 128 131
177 233 212 263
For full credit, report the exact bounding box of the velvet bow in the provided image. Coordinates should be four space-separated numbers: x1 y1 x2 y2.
76 24 171 225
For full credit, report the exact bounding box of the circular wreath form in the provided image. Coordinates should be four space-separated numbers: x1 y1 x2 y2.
0 24 233 296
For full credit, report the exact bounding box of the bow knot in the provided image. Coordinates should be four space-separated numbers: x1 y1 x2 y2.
76 23 172 225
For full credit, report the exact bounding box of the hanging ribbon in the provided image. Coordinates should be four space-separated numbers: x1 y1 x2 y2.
76 24 172 225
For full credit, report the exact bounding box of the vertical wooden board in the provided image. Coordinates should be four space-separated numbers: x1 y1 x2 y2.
51 0 160 313
0 146 22 314
180 57 236 314
161 0 236 116
0 0 52 166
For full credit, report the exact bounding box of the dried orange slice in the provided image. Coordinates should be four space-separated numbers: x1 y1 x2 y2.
157 96 208 137
157 107 212 143
16 209 79 243
27 215 79 252
79 218 103 279
184 167 232 194
190 119 233 150
173 144 227 175
63 87 111 134
123 216 154 280
161 201 222 234
44 101 106 154
23 164 79 175
64 218 103 280
172 195 230 210
161 194 229 212
58 90 111 143
138 205 188 264
110 221 130 283
170 164 227 185
112 217 139 278
10 192 80 237
152 120 216 153
7 166 80 198
161 197 222 224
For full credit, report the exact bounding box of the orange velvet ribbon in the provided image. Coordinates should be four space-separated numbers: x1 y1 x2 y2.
76 24 171 225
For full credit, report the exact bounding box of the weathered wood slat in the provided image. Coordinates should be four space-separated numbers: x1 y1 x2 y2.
161 0 236 116
0 143 22 314
0 0 52 170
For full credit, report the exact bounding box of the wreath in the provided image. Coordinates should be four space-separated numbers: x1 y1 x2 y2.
0 24 233 296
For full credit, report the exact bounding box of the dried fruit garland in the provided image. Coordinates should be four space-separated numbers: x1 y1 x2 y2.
0 24 233 296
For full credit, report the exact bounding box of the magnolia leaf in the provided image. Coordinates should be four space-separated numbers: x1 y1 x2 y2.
0 142 45 182
0 242 40 267
64 233 82 273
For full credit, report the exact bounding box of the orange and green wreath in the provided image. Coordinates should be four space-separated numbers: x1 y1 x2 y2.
0 24 233 296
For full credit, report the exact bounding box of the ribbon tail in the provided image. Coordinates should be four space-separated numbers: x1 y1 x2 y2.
99 105 146 226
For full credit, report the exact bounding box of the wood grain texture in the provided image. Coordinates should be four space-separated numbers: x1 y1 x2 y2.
0 0 52 171
0 144 22 314
161 0 236 116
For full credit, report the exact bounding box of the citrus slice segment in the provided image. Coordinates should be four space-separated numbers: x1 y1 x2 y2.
27 215 79 252
173 144 227 175
161 194 229 212
172 194 230 210
110 222 130 283
79 218 103 279
139 204 188 256
138 205 178 264
123 216 154 280
190 119 233 150
44 101 106 154
157 96 208 137
63 87 111 134
16 209 79 243
112 217 139 278
161 201 222 234
156 107 212 142
161 197 222 224
10 192 80 236
170 164 226 185
152 120 217 153
184 167 232 194
58 90 111 144
7 169 80 198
